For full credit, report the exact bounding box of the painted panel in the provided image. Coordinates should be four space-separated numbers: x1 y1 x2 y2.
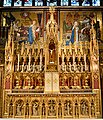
2 11 44 44
60 11 98 45
45 72 52 93
53 72 59 93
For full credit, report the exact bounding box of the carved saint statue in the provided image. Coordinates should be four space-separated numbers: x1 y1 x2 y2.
75 102 79 117
91 102 95 117
67 101 70 115
48 100 56 116
84 75 90 88
42 102 46 116
81 102 86 115
16 104 22 116
25 103 29 116
73 75 80 89
32 102 38 116
58 102 62 117
9 102 13 116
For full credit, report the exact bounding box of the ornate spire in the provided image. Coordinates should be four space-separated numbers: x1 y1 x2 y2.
46 7 58 40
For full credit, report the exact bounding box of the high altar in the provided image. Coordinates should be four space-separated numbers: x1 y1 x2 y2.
2 6 102 118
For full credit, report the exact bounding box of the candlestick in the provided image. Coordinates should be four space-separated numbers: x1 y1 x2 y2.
76 26 79 44
75 43 77 54
40 52 42 71
80 42 83 54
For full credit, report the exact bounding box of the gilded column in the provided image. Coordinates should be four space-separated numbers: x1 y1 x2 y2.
24 103 26 118
13 104 15 118
29 102 32 118
89 102 91 118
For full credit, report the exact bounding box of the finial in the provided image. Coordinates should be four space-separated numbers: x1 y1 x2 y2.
49 6 55 14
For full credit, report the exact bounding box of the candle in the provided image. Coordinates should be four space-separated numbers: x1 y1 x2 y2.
73 52 76 71
62 50 64 64
84 54 86 71
29 54 31 71
73 52 75 65
62 50 65 71
17 54 19 71
69 62 71 72
40 51 42 71
22 62 24 72
34 62 35 72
